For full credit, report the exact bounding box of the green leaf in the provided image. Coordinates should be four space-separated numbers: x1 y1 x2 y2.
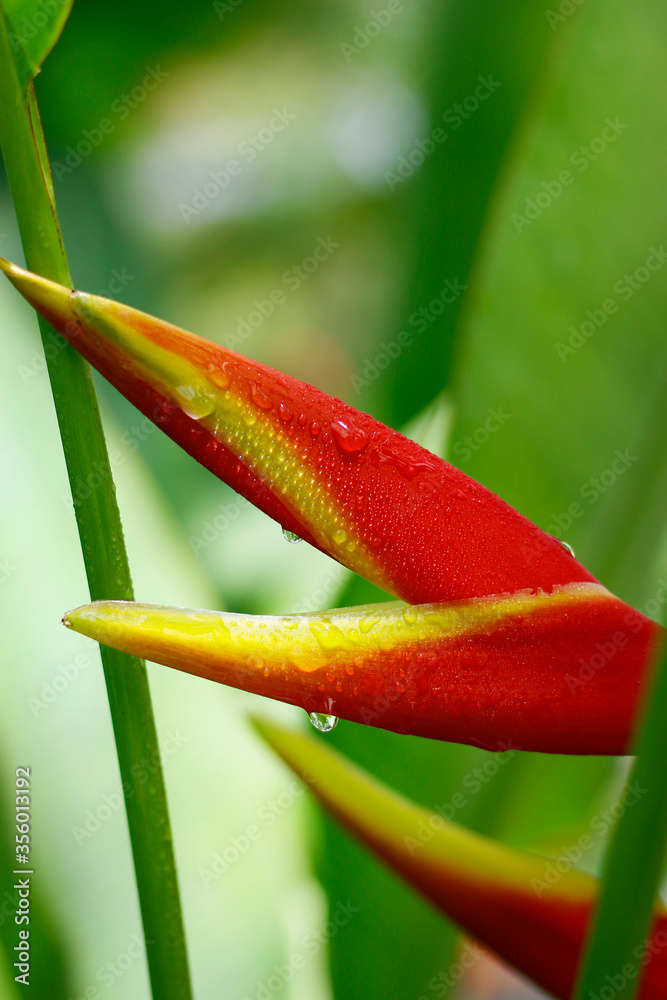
1 0 74 86
573 636 667 1000
369 0 560 429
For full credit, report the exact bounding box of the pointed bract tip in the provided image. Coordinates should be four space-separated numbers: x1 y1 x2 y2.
62 601 126 639
62 604 92 634
0 257 74 326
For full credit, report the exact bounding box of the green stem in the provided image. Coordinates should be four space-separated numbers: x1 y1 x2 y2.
573 634 667 1000
0 15 192 1000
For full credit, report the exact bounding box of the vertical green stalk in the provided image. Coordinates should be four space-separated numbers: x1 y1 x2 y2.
0 14 192 1000
573 634 667 1000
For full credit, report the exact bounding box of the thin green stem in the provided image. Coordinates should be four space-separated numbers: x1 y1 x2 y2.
0 14 192 1000
573 634 667 1000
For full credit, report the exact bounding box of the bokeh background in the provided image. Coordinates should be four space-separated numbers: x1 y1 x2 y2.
1 0 667 997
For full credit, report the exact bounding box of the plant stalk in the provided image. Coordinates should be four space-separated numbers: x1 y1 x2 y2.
0 13 192 999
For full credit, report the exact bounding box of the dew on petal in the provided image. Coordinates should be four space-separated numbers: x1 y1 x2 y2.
331 417 369 455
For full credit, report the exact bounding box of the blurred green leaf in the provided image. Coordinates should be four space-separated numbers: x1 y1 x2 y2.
1 0 73 86
574 636 667 1000
370 0 560 428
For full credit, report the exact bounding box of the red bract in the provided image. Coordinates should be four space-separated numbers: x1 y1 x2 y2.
1 256 662 754
64 586 657 754
0 256 594 604
251 718 667 1000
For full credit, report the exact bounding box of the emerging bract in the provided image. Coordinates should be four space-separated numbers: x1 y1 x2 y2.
251 718 667 1000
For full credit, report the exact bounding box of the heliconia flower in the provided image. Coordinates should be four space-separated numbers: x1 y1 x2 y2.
1 257 662 754
250 717 667 1000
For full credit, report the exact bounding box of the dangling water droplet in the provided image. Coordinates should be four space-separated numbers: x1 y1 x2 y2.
559 539 576 557
308 712 339 733
278 403 293 423
331 417 369 455
309 420 320 437
283 528 302 544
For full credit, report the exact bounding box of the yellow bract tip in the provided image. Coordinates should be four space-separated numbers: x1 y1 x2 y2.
0 257 75 325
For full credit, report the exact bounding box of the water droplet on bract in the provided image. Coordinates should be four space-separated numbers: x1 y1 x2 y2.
250 383 274 410
278 403 293 423
208 363 231 390
308 712 339 733
331 417 369 455
175 384 217 420
558 539 576 557
283 529 302 544
309 420 320 437
359 610 382 634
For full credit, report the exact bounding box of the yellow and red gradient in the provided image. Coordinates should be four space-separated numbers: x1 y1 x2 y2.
64 582 660 754
252 719 667 1000
0 256 598 604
